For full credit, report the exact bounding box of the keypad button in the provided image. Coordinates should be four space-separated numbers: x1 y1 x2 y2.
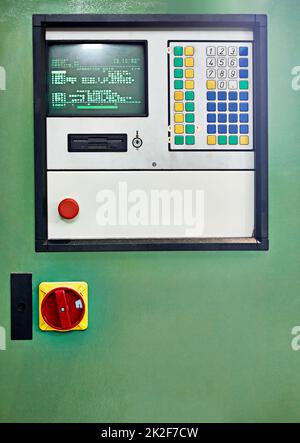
218 80 227 89
207 58 216 67
185 46 194 56
174 91 184 101
174 113 184 123
217 69 227 78
207 135 216 145
207 125 216 134
228 47 237 56
217 58 227 67
174 46 183 56
174 57 183 67
174 69 183 78
217 47 226 56
239 69 248 78
207 102 216 112
207 114 216 123
229 125 238 134
218 114 227 123
174 102 184 112
240 125 249 134
218 125 227 134
185 91 194 100
174 124 184 134
239 80 249 90
174 80 183 89
229 103 238 112
239 47 248 56
185 80 194 89
239 58 248 67
240 91 248 101
185 102 194 112
239 114 249 123
218 91 227 100
229 114 238 123
228 69 237 78
229 135 238 145
185 69 194 78
240 135 249 145
228 58 237 67
206 80 216 89
185 113 195 123
185 57 194 67
174 135 184 145
239 103 248 111
186 124 195 134
185 135 195 145
218 135 227 145
228 80 238 89
218 102 226 112
206 46 216 56
207 91 216 100
206 69 216 78
229 91 238 101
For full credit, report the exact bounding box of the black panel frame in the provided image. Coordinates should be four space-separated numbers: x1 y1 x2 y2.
33 14 268 252
11 274 33 340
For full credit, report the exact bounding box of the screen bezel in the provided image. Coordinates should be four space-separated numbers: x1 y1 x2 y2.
46 40 149 117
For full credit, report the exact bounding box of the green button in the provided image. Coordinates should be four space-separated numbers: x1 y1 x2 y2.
174 80 183 89
185 135 195 145
185 113 195 123
186 124 195 134
185 102 194 112
185 91 194 101
174 69 183 78
218 136 227 145
174 46 183 56
174 135 184 145
239 80 249 90
174 57 183 67
229 135 238 145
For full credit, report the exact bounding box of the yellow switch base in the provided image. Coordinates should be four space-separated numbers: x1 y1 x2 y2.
39 281 88 332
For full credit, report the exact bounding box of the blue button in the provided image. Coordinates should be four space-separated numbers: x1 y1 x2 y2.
207 125 216 134
207 102 216 111
218 114 227 123
229 91 238 101
239 47 248 56
207 114 216 123
239 69 248 78
207 91 216 100
218 91 226 100
240 125 249 134
229 114 238 123
240 92 248 101
218 125 227 134
240 114 249 123
239 103 248 111
229 125 238 134
218 102 226 112
229 102 238 112
239 58 248 67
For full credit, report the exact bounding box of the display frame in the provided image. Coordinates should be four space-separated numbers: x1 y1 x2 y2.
46 39 149 118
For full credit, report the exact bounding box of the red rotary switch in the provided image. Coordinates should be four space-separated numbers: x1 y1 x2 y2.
58 198 79 219
41 287 86 331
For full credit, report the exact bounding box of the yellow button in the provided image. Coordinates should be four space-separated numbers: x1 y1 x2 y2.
174 91 184 101
185 57 194 67
185 69 194 78
174 102 184 112
174 124 184 134
206 80 216 89
240 136 249 145
174 113 184 123
207 135 216 145
185 46 194 56
185 80 194 89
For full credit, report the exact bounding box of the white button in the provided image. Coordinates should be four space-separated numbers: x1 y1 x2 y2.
206 46 216 56
217 58 227 67
228 58 237 67
217 69 227 79
206 57 216 67
228 46 237 56
217 46 226 56
206 69 216 78
228 80 238 89
218 80 227 89
228 69 237 78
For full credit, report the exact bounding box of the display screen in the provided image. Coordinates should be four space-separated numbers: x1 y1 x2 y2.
47 42 147 116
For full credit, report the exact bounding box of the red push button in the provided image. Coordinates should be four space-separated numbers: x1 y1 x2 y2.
58 198 79 219
41 287 85 331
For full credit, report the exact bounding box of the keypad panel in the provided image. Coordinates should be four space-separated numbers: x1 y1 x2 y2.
169 41 253 150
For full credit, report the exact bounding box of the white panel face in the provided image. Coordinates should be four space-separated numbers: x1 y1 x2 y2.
47 171 254 240
46 28 254 171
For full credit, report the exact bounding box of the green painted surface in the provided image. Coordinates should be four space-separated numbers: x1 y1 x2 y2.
0 0 300 423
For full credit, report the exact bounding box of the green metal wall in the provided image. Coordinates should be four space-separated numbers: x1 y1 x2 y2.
0 0 299 423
